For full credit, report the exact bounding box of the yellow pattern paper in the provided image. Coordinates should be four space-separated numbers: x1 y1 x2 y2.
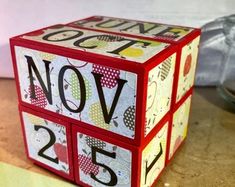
140 122 168 187
176 36 200 102
169 96 192 159
145 54 176 136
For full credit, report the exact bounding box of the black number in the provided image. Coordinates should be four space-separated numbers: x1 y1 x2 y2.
91 72 127 124
90 146 117 186
34 125 59 164
145 142 163 184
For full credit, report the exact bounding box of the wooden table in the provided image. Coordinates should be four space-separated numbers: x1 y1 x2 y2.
1 78 235 187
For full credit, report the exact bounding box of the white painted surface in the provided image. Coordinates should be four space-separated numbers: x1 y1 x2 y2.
1 0 234 77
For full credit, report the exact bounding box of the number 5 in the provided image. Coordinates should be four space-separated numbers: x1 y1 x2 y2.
90 146 118 186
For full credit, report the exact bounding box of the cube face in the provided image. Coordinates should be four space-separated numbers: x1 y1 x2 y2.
72 126 134 187
141 121 168 187
68 16 194 42
19 107 73 180
21 25 170 63
176 36 200 102
145 53 176 136
11 16 199 186
11 24 178 146
14 46 138 139
168 94 192 161
68 16 201 106
72 118 168 187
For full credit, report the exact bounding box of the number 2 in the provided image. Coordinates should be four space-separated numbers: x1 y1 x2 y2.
90 146 118 186
34 125 59 164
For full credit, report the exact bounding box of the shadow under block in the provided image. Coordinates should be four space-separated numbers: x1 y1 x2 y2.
10 16 201 187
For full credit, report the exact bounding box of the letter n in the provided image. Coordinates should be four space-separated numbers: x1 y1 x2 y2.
25 55 52 104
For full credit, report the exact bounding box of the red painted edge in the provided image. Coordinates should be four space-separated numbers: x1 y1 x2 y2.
166 135 188 166
171 29 201 108
140 122 170 187
71 123 140 187
10 37 143 146
137 65 148 146
67 15 200 44
18 104 74 181
141 113 170 150
67 15 197 31
11 24 178 71
10 28 177 147
165 88 194 165
10 37 143 74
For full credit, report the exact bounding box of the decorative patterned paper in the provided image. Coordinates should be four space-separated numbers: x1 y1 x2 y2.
169 96 192 159
21 112 70 174
141 122 168 187
71 16 194 41
15 46 137 139
145 54 176 136
176 36 200 102
77 133 132 186
22 25 169 63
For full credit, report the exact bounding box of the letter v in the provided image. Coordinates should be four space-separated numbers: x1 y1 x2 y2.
92 72 127 124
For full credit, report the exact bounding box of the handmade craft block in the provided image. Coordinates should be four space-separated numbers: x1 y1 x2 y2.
68 16 201 105
10 24 177 146
10 16 201 187
166 89 193 163
72 117 169 187
18 105 74 180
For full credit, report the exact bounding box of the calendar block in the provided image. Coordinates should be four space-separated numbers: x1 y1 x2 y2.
68 16 201 105
19 105 74 180
10 15 201 186
10 24 177 146
72 117 169 187
166 89 193 163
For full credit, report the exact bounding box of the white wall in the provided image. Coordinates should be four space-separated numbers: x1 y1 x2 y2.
1 0 234 77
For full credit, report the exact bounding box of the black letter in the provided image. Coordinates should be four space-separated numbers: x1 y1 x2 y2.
74 35 119 49
121 23 159 34
92 72 127 124
43 30 83 42
145 143 163 184
26 55 52 104
155 27 189 39
74 35 103 49
91 146 117 186
96 19 128 28
58 66 86 113
107 39 151 56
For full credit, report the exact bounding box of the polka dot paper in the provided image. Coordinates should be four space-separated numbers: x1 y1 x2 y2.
15 46 137 139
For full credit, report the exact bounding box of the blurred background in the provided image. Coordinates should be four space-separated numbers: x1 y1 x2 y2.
1 0 235 85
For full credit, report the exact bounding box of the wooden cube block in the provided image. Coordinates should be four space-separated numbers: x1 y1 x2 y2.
72 117 169 187
68 16 201 105
10 24 177 146
166 89 193 163
18 105 74 180
10 16 201 186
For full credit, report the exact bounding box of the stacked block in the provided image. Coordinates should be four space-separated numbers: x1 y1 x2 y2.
10 16 200 187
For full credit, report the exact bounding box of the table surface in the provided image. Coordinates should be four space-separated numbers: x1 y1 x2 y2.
0 78 235 187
